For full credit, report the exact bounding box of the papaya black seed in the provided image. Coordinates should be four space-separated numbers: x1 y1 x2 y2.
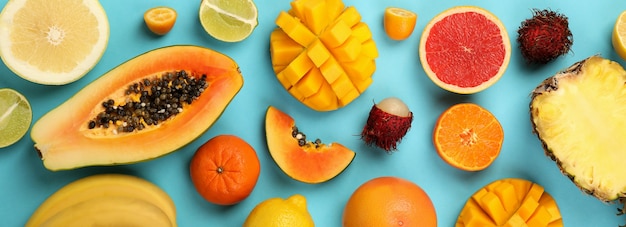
87 70 209 133
88 121 96 129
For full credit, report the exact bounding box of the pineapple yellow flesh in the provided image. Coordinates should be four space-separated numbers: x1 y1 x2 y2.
531 56 626 202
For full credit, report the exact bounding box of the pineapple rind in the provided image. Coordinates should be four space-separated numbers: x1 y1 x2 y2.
530 56 626 202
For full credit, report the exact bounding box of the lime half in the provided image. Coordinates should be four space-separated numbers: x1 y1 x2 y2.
199 0 258 42
0 88 32 148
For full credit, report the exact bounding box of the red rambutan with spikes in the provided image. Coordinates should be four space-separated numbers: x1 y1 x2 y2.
361 97 413 153
517 9 573 64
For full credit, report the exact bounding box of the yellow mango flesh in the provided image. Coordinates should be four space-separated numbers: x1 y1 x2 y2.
270 0 378 111
456 178 563 227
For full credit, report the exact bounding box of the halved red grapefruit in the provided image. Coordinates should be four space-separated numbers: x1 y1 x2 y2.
419 6 511 94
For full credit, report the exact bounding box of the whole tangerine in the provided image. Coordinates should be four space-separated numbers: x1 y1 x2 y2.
189 134 261 205
342 176 437 227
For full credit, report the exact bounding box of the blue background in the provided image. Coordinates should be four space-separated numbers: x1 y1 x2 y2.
1 0 625 226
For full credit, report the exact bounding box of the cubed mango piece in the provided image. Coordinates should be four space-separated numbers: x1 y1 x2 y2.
460 206 495 227
341 55 375 81
516 196 539 221
303 82 338 111
477 192 508 225
289 0 306 20
361 39 378 59
275 71 292 89
276 11 316 47
319 19 352 48
294 68 324 97
303 0 328 35
351 22 372 43
526 206 552 227
325 0 345 21
338 88 359 106
335 6 361 27
288 85 307 101
271 30 305 67
538 194 562 222
503 213 527 227
508 179 533 202
282 52 314 86
348 76 372 93
307 39 331 68
330 73 356 98
320 57 344 83
493 182 518 212
331 36 361 62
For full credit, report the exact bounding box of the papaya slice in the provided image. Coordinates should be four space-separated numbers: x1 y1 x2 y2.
264 106 355 184
456 178 563 227
31 45 243 171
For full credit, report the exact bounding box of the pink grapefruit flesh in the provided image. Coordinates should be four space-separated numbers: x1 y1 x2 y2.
419 6 511 94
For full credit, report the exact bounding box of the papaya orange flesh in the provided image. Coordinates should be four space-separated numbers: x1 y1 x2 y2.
456 178 563 227
264 106 355 184
270 0 378 111
31 45 243 171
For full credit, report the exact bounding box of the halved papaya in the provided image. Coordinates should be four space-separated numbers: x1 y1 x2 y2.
31 45 243 171
264 106 355 184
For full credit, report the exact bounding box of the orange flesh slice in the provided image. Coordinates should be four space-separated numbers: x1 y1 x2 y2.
383 7 417 40
433 103 504 171
144 7 177 35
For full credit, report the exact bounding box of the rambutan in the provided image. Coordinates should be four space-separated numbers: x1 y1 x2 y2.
361 97 413 153
517 9 573 64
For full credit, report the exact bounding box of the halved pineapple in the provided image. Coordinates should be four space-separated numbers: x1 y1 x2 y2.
530 56 626 211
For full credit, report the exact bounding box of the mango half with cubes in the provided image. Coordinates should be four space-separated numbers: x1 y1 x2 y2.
456 178 562 227
270 0 378 111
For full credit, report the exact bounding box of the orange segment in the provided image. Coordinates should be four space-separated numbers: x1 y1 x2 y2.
144 6 177 35
433 103 503 171
383 7 417 41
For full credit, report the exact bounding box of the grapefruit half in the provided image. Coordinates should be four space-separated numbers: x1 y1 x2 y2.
419 6 511 94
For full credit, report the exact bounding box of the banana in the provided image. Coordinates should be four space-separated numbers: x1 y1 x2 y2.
40 196 172 227
26 174 176 227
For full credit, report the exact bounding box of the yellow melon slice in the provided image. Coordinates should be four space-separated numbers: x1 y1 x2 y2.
270 0 378 111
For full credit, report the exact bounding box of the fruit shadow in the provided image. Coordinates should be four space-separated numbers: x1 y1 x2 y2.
433 92 474 107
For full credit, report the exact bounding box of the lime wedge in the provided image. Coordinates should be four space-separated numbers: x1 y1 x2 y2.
0 88 32 148
199 0 258 42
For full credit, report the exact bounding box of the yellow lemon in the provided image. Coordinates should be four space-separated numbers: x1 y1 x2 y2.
243 194 314 227
612 10 626 61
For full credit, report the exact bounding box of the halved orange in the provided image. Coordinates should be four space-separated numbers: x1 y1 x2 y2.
144 6 177 35
433 103 504 171
383 7 417 41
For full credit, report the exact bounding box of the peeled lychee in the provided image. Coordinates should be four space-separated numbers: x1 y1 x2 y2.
361 97 413 152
